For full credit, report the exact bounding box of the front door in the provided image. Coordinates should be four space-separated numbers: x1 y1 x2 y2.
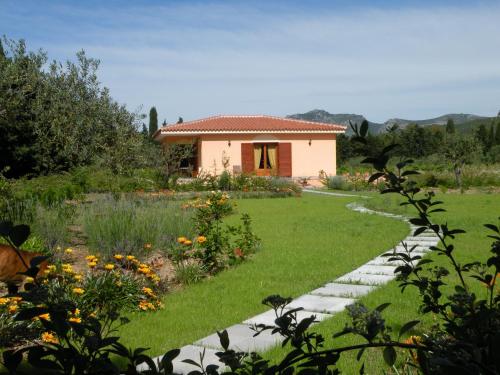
254 143 278 176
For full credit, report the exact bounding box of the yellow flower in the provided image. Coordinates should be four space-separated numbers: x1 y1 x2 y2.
114 254 124 260
177 236 187 244
74 274 83 282
62 264 73 274
69 317 81 324
0 297 10 305
65 248 73 254
85 255 98 262
72 287 85 295
142 287 155 297
184 240 192 246
37 313 51 321
89 312 97 318
47 265 56 272
73 308 80 316
25 276 35 283
197 236 207 244
104 264 115 271
41 331 59 344
11 297 22 302
143 243 152 250
8 304 18 314
87 261 97 268
116 281 122 287
126 255 135 261
138 266 151 275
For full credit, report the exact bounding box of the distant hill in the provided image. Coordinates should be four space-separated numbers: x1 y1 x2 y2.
384 113 486 128
288 109 496 135
287 110 384 135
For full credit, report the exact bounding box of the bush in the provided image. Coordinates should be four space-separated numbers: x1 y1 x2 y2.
81 195 193 259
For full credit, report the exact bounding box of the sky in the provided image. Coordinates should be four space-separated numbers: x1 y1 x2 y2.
1 0 500 124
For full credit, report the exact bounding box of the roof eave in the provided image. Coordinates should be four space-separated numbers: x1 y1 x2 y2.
159 129 346 137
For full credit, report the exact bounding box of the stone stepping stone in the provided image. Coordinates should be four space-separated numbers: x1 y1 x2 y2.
287 294 355 314
243 308 331 327
336 272 396 285
310 282 375 298
194 324 281 352
367 256 405 266
405 236 439 241
353 264 397 276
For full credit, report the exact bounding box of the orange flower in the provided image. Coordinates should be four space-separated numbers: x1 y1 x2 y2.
69 316 81 323
114 254 124 260
8 304 18 314
197 236 207 244
177 237 187 244
41 331 59 344
37 313 51 321
126 255 135 261
184 240 193 246
233 248 244 258
104 264 115 271
143 243 152 250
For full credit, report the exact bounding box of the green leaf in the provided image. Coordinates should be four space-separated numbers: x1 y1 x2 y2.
375 303 391 312
9 224 30 247
0 221 13 237
398 320 420 340
217 330 230 351
383 346 397 366
3 349 23 372
360 120 369 137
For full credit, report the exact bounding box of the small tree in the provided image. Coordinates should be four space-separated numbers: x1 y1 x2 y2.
177 117 183 124
444 134 482 189
445 118 455 134
149 107 158 137
153 143 194 188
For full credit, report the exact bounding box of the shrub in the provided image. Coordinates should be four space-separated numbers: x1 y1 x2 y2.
174 262 206 285
81 195 193 259
218 170 232 191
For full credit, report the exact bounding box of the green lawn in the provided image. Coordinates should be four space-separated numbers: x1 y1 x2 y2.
119 193 408 356
264 192 500 373
120 191 498 373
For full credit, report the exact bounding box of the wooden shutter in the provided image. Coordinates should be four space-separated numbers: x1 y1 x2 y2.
241 143 254 174
278 143 292 177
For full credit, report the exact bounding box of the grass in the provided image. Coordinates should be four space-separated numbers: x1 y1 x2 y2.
263 191 500 373
119 193 409 356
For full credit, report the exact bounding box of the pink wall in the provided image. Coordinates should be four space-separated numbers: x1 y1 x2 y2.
162 133 337 178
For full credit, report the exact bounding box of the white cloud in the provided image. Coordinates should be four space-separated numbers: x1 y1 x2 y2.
2 1 500 122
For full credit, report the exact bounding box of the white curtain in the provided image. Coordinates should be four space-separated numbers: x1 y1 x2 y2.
267 145 277 170
254 145 262 170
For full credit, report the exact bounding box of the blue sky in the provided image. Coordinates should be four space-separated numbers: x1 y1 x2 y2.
1 0 499 123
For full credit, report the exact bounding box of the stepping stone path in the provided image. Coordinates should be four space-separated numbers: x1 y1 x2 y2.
138 191 439 374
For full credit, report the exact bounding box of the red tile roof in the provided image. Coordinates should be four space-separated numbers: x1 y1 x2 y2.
156 115 346 136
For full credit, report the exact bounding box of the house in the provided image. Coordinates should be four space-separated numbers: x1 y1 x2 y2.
153 115 346 179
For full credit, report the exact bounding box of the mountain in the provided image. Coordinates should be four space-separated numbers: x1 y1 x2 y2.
384 113 486 128
288 109 494 135
287 109 384 135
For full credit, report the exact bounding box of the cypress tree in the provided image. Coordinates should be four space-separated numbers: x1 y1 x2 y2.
496 120 500 145
149 107 158 137
446 118 455 134
177 117 183 124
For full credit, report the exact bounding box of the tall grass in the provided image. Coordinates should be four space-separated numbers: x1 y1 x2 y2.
81 196 194 259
